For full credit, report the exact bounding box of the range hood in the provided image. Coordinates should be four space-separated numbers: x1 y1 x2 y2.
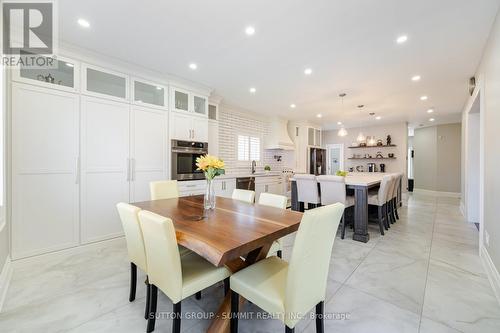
265 118 295 150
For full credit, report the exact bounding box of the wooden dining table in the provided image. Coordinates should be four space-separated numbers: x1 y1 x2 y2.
291 173 401 243
133 194 303 333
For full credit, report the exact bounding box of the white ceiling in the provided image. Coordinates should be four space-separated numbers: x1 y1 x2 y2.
58 0 499 129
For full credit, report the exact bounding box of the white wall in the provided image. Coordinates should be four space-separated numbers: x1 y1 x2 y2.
462 10 500 273
413 126 438 191
0 62 8 270
466 113 480 222
322 122 408 188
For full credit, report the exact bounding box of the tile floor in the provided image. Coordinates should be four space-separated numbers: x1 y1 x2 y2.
1 193 500 332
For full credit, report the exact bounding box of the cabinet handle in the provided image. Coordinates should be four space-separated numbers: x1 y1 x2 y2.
75 156 80 184
192 129 195 139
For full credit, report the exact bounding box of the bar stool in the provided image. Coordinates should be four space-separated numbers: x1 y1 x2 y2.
368 175 392 235
317 175 355 239
294 174 320 212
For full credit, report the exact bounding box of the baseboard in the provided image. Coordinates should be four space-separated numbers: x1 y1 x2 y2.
480 245 500 307
413 188 461 198
0 257 13 313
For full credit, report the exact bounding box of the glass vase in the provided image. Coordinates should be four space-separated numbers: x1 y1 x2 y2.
204 178 216 210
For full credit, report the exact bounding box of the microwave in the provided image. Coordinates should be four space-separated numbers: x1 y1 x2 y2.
171 140 208 181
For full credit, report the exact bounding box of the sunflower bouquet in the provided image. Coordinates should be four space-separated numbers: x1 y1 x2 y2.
195 154 225 180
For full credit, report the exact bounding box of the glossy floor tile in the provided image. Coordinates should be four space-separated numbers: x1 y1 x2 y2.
1 193 499 333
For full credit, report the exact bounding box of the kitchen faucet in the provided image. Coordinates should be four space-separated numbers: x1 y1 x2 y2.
251 160 256 174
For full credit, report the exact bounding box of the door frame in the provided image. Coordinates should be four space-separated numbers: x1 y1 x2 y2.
326 144 344 175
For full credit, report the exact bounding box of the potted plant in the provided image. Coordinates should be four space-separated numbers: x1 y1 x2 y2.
264 165 271 172
336 170 348 177
195 154 225 209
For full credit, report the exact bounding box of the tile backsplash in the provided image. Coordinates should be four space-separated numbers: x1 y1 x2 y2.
218 106 293 174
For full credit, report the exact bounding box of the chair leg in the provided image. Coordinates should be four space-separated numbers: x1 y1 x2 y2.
299 202 305 212
385 204 391 228
382 204 389 230
285 326 295 333
144 279 151 319
341 214 346 239
377 206 385 236
224 277 230 296
195 291 201 300
231 291 239 333
129 263 137 302
172 301 181 333
391 199 397 223
316 301 324 333
394 198 400 220
147 285 158 333
277 250 283 258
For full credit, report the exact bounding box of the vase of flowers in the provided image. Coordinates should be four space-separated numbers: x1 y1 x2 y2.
195 154 225 210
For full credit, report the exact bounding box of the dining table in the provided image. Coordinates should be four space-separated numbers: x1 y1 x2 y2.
133 194 303 333
291 173 402 243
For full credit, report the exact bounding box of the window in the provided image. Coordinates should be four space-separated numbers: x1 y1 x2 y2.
237 135 261 161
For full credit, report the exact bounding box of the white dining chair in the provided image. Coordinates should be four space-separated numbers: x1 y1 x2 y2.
232 189 255 204
230 203 345 333
368 175 392 234
150 180 179 200
317 175 355 239
385 175 397 225
294 174 320 211
391 173 402 221
139 210 231 333
258 192 288 258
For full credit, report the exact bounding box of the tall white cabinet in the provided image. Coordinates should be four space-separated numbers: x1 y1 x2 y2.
11 83 80 258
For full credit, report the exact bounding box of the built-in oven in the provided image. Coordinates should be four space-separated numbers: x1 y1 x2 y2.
171 140 208 181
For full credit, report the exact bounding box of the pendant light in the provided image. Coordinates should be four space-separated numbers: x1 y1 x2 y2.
337 93 348 137
356 104 366 142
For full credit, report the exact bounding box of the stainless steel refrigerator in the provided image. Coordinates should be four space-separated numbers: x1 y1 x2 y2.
309 148 326 175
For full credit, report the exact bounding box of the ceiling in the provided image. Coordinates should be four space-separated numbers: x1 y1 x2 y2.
58 0 500 129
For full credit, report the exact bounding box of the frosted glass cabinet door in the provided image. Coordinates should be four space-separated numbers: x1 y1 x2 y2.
315 129 321 147
133 80 166 107
308 127 315 146
193 95 207 115
174 90 189 112
85 66 128 100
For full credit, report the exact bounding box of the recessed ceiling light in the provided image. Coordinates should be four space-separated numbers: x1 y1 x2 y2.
77 18 90 28
396 35 408 44
189 63 197 70
245 26 255 36
337 121 342 125
427 108 434 113
290 104 296 108
376 116 382 120
304 68 312 75
66 62 74 67
249 87 256 94
420 95 428 101
429 118 435 122
316 114 322 118
411 75 421 82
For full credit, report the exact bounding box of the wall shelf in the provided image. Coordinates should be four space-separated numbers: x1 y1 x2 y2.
348 145 397 149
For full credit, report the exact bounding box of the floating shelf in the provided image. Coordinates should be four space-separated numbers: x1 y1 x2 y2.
348 145 397 149
348 157 396 160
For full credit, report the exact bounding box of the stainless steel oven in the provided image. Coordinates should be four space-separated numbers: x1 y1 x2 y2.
171 140 208 181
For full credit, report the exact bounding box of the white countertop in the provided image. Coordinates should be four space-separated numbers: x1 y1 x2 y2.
291 172 399 187
216 172 283 179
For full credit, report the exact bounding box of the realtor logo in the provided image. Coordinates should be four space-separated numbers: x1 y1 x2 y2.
2 0 57 68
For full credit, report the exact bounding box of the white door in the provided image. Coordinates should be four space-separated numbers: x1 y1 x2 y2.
192 117 208 142
81 96 130 243
11 83 80 258
130 106 168 202
326 144 344 175
170 112 192 141
208 121 219 155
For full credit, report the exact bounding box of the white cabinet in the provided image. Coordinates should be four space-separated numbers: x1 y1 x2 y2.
82 64 129 101
307 127 322 147
80 97 130 243
170 111 208 142
178 180 206 197
208 120 219 156
11 83 80 259
132 78 167 109
214 178 236 198
255 176 284 202
171 86 208 116
130 106 168 202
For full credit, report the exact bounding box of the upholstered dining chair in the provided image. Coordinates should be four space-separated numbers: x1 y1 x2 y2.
150 180 179 200
138 210 231 333
391 173 402 221
232 189 255 204
368 175 392 234
230 203 345 333
317 175 355 239
294 174 320 211
385 175 397 225
258 192 288 258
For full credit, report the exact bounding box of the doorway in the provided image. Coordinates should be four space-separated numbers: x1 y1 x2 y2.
326 144 344 175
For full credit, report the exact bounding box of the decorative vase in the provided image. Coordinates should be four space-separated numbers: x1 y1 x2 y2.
204 178 216 210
